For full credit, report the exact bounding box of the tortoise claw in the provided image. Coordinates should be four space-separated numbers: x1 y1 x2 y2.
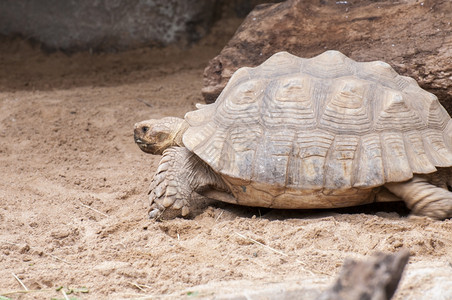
148 208 162 219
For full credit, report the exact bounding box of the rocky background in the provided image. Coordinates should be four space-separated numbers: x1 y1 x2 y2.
0 0 276 51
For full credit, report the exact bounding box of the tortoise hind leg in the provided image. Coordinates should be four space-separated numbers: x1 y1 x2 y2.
148 146 230 220
385 173 452 220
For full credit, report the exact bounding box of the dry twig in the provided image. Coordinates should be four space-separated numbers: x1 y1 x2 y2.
12 273 28 291
62 289 70 300
136 98 153 108
48 253 71 265
129 282 151 292
215 211 224 222
79 202 109 217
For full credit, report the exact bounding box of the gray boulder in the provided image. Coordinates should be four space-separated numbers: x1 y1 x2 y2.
0 0 216 51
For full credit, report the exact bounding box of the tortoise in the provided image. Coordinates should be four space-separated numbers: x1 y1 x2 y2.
134 50 452 220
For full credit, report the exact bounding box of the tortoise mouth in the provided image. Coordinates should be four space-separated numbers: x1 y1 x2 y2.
137 143 158 154
134 136 157 154
135 141 166 155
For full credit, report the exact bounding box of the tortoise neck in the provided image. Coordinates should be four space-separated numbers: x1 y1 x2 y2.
173 120 189 147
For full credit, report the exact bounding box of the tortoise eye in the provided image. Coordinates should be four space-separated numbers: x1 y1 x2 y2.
141 126 149 133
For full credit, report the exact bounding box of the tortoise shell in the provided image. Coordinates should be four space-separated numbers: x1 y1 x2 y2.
182 51 452 208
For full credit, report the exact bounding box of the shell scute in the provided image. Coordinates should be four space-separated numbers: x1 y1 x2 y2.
427 96 450 130
423 130 452 166
318 78 372 134
374 90 426 131
254 51 302 78
404 131 436 174
302 50 354 78
252 129 296 185
287 130 335 189
263 76 316 128
355 60 399 89
324 135 359 190
445 120 452 150
381 132 413 182
353 134 385 188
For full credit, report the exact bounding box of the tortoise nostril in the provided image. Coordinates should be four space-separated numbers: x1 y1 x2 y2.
142 126 149 133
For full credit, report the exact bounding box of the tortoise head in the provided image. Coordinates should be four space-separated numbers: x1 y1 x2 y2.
134 117 187 155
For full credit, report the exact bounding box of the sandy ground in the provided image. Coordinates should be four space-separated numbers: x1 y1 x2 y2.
1 24 452 299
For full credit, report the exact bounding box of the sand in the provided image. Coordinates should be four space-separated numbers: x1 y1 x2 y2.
0 27 452 299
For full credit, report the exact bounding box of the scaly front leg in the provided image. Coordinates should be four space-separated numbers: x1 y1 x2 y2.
148 146 230 220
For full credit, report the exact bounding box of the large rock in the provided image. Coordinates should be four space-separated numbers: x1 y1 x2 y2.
318 250 409 300
202 0 452 114
0 0 216 51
